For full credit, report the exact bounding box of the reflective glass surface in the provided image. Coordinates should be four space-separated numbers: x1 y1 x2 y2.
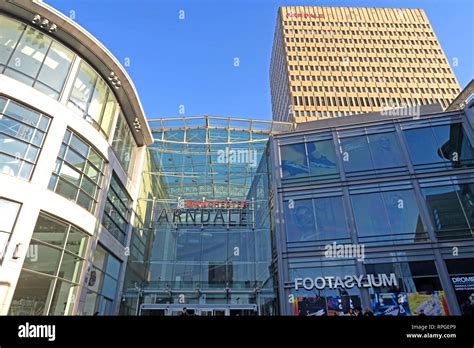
351 190 426 244
123 117 291 311
0 15 74 100
10 213 89 315
0 97 51 180
102 174 132 244
404 124 474 170
49 130 104 213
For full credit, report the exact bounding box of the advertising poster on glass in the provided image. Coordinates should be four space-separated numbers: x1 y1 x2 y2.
371 292 411 316
450 275 474 316
326 295 361 316
293 296 328 316
407 291 449 316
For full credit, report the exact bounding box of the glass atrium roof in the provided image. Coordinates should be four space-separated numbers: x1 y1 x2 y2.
144 116 292 200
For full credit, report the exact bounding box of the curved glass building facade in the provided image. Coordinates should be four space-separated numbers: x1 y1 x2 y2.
0 0 152 316
121 117 292 315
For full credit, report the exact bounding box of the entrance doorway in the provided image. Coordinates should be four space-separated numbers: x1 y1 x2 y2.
139 304 258 316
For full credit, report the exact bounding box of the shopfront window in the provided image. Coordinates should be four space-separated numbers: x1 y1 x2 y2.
83 244 122 315
0 198 21 259
403 124 474 169
351 190 426 243
0 97 51 180
445 258 474 316
49 129 105 213
9 213 89 315
112 114 137 174
284 197 350 242
102 174 132 244
422 183 474 239
68 62 118 137
0 15 74 100
366 261 447 316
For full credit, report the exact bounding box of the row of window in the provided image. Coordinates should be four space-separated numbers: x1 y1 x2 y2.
285 29 435 38
284 182 474 244
286 36 440 48
292 95 448 109
280 123 474 178
0 15 137 172
288 53 448 66
289 63 450 76
291 85 455 96
282 20 432 30
285 44 443 57
0 97 133 244
289 74 457 87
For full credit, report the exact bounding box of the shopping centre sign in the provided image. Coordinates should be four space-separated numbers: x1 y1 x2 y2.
156 199 250 226
294 273 398 290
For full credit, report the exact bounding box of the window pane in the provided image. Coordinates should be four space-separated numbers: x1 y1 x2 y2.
7 27 52 78
58 162 81 186
31 214 68 248
48 279 78 315
281 143 308 178
9 271 54 315
284 199 315 242
88 78 107 122
176 232 201 261
4 100 41 127
105 254 121 279
368 132 405 168
102 274 118 299
65 227 88 257
422 185 470 235
351 193 390 237
0 133 29 160
201 232 227 261
22 241 62 275
404 127 446 165
69 134 89 157
58 252 83 282
36 41 73 93
56 177 78 200
381 190 423 234
307 140 338 176
0 15 25 65
100 93 117 136
112 114 136 173
65 148 86 171
340 136 374 172
68 62 97 115
313 196 350 239
459 183 474 228
0 152 20 176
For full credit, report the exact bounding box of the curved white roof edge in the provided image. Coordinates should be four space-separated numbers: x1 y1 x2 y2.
1 0 153 145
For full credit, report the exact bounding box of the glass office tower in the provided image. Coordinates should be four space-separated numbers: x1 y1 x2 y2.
121 117 292 316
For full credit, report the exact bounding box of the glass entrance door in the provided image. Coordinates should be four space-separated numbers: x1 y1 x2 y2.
139 304 257 316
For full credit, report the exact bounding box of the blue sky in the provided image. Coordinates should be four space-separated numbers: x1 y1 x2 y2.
46 0 474 120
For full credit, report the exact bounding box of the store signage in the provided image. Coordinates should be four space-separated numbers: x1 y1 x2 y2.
286 13 325 19
294 273 398 290
157 199 250 226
